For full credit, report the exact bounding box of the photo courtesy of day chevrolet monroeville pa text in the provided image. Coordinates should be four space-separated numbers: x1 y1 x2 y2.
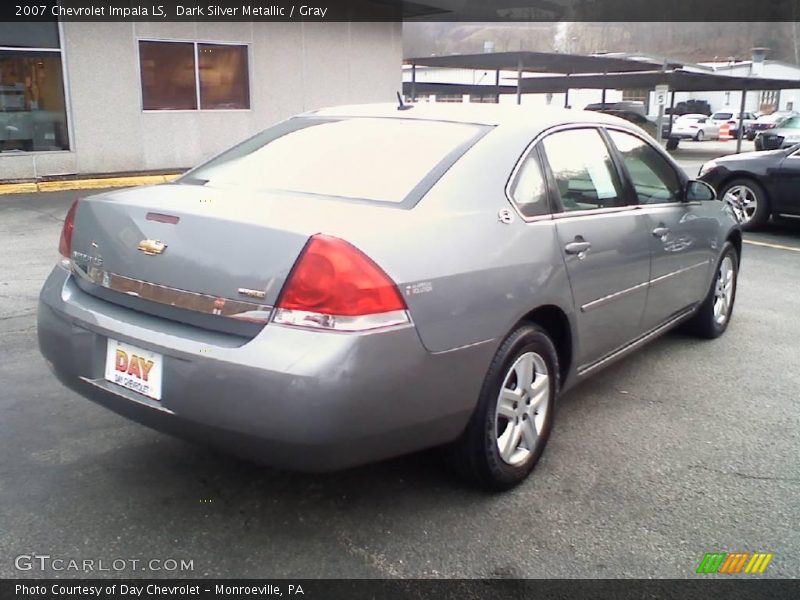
38 103 741 490
5 4 800 593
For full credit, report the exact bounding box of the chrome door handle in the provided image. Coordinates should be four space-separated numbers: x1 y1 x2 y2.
565 241 592 256
652 227 670 240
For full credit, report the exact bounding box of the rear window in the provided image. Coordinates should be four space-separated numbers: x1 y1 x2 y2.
181 117 487 204
712 112 733 120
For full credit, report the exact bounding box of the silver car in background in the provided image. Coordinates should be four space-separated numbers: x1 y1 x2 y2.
38 104 741 489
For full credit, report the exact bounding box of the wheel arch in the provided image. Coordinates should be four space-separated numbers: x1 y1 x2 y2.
518 304 573 385
727 228 742 261
718 172 772 209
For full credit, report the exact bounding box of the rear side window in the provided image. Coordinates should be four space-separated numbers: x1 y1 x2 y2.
509 149 549 218
607 130 683 204
182 117 487 204
541 128 626 212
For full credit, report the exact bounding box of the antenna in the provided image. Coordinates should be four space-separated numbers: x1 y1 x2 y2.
396 91 412 111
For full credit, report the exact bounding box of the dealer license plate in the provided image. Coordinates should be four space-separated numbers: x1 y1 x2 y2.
104 338 163 401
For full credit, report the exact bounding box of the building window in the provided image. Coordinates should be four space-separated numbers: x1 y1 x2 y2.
0 22 70 152
139 41 250 111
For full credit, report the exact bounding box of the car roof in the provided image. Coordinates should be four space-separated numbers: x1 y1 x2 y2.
308 102 631 130
678 113 708 119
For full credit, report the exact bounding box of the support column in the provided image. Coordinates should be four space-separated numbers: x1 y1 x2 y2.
736 88 747 154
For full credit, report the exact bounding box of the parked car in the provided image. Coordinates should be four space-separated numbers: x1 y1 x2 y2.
38 103 741 490
700 145 800 230
672 100 712 117
709 110 757 137
589 109 658 139
584 101 646 117
670 114 720 141
754 115 800 150
746 111 797 141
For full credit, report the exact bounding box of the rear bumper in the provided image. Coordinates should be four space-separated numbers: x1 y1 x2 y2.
38 266 491 471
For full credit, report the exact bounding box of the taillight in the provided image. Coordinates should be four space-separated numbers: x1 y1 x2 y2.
58 199 80 258
274 234 409 332
728 120 737 125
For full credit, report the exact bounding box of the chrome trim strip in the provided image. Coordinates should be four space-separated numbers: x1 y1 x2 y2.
71 263 272 322
581 260 710 312
648 260 710 286
577 307 696 377
80 377 176 415
581 280 649 313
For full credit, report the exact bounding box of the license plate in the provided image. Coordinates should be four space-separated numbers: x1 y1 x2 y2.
104 339 163 401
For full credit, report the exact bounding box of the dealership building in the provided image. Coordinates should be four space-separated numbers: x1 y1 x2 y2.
0 21 402 180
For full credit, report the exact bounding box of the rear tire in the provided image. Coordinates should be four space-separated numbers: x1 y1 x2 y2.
719 178 770 231
447 324 559 491
683 243 738 339
695 130 705 142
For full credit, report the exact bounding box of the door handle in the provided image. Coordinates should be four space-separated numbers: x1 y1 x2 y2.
564 240 592 257
652 226 670 240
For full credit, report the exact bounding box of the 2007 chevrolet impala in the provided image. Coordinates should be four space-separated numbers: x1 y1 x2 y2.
38 103 741 489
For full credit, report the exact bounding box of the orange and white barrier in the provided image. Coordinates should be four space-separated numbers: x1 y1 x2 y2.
719 123 732 141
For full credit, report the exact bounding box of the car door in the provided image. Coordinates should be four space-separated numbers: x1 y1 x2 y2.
773 148 800 215
605 128 716 330
539 127 652 367
703 118 720 139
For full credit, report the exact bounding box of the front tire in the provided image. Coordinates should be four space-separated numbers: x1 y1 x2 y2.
447 324 559 491
695 130 705 142
683 242 738 339
720 178 770 231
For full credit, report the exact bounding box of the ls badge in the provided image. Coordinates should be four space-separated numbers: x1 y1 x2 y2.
137 239 167 256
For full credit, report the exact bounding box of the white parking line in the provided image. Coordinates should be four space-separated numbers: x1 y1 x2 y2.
744 239 800 253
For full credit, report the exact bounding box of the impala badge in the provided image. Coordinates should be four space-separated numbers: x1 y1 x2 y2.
238 288 267 300
137 239 167 255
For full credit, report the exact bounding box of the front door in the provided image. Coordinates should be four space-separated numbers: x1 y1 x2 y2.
605 129 715 329
540 127 652 367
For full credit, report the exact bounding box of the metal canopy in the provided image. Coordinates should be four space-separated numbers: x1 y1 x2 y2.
404 51 683 74
516 69 800 93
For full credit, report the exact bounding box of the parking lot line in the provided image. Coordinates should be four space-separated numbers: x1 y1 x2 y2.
744 239 800 253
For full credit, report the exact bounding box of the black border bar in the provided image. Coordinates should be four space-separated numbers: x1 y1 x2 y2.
2 579 800 600
3 0 800 22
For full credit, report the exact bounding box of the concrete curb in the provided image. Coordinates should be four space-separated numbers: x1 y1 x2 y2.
0 174 181 195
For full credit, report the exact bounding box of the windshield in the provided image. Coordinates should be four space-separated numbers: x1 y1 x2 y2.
780 117 800 129
181 117 487 204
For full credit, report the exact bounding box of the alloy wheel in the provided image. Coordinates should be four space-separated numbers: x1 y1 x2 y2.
713 256 735 326
723 185 758 224
495 352 550 466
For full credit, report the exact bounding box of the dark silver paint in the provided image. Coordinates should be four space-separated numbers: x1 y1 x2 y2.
38 103 741 471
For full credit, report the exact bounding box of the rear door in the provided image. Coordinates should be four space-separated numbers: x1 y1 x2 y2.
605 128 715 329
540 127 652 367
773 149 800 215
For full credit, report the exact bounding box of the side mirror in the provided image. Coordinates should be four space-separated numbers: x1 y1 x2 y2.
685 180 716 202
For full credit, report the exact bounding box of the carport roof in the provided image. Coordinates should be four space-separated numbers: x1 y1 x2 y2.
402 69 800 97
404 51 684 74
515 69 800 92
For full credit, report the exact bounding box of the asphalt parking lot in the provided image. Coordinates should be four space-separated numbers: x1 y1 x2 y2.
1 160 798 578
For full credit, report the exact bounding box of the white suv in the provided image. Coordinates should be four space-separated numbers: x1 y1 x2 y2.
709 110 757 137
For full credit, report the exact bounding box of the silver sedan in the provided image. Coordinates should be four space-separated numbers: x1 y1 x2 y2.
38 103 741 489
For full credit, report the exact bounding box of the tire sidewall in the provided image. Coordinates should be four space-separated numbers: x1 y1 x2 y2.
478 326 559 486
707 244 739 336
722 179 769 231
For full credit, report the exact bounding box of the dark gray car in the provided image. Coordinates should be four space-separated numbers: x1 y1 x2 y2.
38 103 742 489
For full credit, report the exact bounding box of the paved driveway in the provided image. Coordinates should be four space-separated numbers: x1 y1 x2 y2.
1 188 798 578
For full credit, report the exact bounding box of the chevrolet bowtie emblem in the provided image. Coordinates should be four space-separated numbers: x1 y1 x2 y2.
137 239 167 255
